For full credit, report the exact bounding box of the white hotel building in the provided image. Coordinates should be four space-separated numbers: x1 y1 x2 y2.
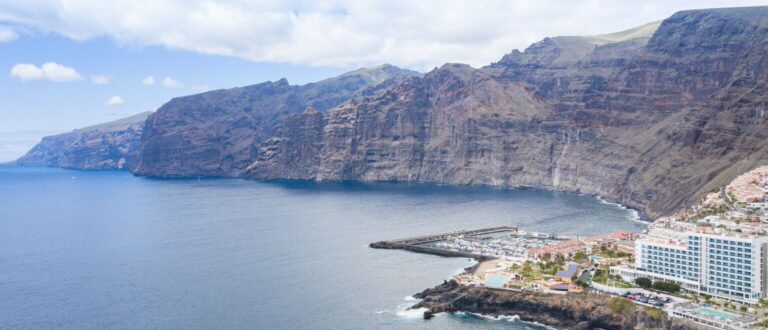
628 225 768 304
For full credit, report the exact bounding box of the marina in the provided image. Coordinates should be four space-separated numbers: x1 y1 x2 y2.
370 226 592 260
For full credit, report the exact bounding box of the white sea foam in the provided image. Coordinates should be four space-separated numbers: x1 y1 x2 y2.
595 195 648 224
394 295 428 319
452 311 556 329
396 307 428 319
399 297 554 328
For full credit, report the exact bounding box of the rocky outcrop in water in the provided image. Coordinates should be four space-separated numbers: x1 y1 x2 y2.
245 7 768 217
133 64 419 177
16 112 150 170
414 280 700 330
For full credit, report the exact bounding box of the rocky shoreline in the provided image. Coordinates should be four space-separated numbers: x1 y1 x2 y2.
412 280 702 329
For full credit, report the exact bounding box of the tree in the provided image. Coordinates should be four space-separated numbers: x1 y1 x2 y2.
574 251 587 262
652 282 680 293
522 261 533 278
635 277 652 288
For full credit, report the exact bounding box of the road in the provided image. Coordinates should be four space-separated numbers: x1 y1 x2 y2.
721 186 738 211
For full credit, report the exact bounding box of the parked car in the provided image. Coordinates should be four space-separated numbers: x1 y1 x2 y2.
628 296 636 300
621 291 631 297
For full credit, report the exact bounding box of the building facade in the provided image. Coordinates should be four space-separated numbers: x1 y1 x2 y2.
634 231 768 304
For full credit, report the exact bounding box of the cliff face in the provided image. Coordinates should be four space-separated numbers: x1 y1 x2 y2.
246 7 768 217
16 112 150 170
21 8 768 217
133 65 419 177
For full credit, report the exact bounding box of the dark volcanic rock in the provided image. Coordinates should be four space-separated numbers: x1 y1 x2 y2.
133 64 419 177
246 7 768 217
16 112 150 170
414 281 701 330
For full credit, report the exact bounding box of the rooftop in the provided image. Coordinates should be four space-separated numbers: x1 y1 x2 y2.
555 263 579 278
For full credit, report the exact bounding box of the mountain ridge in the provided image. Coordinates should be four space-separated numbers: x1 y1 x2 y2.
244 6 768 218
17 6 768 218
16 111 152 170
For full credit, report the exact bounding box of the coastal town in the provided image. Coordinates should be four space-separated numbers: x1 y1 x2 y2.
373 165 768 329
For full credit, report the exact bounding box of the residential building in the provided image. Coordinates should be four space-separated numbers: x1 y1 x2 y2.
633 227 768 304
615 239 635 254
554 262 579 283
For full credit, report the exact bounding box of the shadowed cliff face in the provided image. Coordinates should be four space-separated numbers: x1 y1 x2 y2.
246 7 768 217
16 112 151 170
132 65 420 177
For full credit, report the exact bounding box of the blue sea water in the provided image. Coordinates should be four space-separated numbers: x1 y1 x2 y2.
0 166 645 329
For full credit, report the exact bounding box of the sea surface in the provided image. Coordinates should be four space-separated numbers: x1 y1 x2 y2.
0 166 645 329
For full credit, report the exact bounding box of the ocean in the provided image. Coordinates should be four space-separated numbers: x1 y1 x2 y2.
0 166 645 329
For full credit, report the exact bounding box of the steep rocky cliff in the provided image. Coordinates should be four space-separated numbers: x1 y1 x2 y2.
246 7 768 217
16 112 150 170
133 64 419 177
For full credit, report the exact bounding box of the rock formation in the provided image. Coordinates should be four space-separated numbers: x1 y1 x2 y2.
413 280 701 329
16 112 150 170
133 64 419 177
18 7 768 218
245 7 768 217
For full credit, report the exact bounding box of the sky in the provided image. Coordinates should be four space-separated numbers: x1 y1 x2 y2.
0 0 766 162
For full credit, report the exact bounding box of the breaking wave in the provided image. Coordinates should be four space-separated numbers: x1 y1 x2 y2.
595 195 648 224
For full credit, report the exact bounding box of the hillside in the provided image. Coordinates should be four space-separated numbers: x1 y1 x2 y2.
133 64 419 177
18 7 768 218
16 112 151 170
244 7 768 217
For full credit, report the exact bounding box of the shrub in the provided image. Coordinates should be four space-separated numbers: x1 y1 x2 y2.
635 277 652 288
652 282 680 293
644 307 663 320
609 297 634 313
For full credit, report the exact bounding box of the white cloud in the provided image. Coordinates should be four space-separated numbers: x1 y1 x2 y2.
142 76 156 85
105 95 125 106
0 26 17 42
0 1 765 69
162 76 183 88
10 62 84 82
39 62 84 82
9 64 44 81
90 75 112 85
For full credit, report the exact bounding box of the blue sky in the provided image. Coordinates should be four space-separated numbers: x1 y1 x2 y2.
1 0 766 162
0 34 348 161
